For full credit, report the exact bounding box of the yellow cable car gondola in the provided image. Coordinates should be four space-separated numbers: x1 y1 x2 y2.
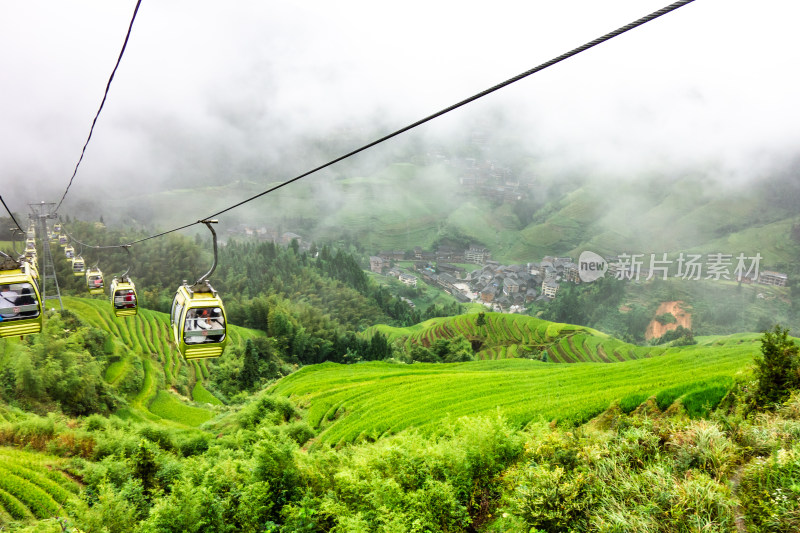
109 246 137 317
72 255 85 276
0 255 42 338
86 265 104 295
109 277 137 317
58 234 68 247
22 259 40 292
171 281 228 360
53 222 62 233
170 220 227 360
64 244 75 259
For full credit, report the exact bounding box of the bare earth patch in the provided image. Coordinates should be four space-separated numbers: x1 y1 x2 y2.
645 301 692 341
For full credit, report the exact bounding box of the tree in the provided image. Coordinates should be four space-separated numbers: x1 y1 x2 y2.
476 312 486 330
241 339 259 390
753 324 799 408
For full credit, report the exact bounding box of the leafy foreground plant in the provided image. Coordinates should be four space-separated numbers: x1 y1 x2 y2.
6 382 800 531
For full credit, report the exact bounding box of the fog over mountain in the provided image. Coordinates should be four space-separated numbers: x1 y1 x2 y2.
1 0 799 233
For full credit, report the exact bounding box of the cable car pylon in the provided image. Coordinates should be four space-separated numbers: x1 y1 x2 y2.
29 202 63 311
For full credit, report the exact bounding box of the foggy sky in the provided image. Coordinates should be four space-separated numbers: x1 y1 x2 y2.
1 0 799 222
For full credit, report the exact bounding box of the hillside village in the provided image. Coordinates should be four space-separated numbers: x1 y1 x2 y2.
371 246 580 313
224 225 790 315
371 245 790 314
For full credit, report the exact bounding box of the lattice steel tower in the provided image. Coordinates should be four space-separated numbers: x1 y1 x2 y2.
29 202 63 311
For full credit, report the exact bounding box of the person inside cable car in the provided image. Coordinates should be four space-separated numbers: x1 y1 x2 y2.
0 283 38 320
0 285 18 320
89 275 103 288
184 309 203 343
184 307 225 344
114 289 136 309
15 287 37 317
197 308 212 329
207 308 225 341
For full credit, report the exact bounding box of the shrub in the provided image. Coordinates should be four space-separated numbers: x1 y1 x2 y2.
655 312 677 325
739 445 800 532
752 325 800 409
668 421 739 479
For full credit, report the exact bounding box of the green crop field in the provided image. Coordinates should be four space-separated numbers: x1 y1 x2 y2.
149 390 214 427
366 312 661 362
62 296 263 423
192 382 223 406
269 334 758 448
0 447 80 525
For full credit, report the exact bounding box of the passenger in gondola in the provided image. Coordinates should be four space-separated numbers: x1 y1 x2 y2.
124 290 136 308
114 289 136 309
0 285 18 320
184 309 203 343
16 287 36 317
208 308 224 342
197 308 212 330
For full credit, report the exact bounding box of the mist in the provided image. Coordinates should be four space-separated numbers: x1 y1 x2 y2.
1 0 799 248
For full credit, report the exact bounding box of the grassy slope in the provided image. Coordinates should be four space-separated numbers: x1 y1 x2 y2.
365 312 660 362
270 334 756 447
63 296 261 426
0 447 81 524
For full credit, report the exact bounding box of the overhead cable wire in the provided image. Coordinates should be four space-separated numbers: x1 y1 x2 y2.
0 195 25 234
203 0 696 221
69 0 697 248
54 0 143 213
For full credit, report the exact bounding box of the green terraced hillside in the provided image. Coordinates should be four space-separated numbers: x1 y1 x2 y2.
269 333 760 448
366 312 665 362
63 296 264 426
0 447 81 524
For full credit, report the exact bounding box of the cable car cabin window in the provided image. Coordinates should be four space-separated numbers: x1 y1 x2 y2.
171 299 182 326
0 283 40 321
113 289 136 309
184 307 225 344
88 275 103 288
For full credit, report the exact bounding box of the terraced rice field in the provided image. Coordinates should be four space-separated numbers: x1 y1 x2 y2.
63 297 262 423
366 312 659 363
0 447 80 525
271 333 759 448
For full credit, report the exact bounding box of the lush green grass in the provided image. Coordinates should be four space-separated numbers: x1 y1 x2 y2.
149 390 213 427
63 296 262 422
366 312 657 363
0 447 79 523
269 335 756 447
192 382 223 406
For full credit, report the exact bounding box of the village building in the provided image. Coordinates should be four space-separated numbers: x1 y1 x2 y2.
369 256 385 274
378 250 406 261
399 273 418 287
503 277 520 296
541 280 559 299
281 232 302 245
759 270 788 287
464 245 490 264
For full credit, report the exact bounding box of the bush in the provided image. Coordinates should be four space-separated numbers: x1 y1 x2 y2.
739 445 800 532
655 312 677 325
752 325 800 409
